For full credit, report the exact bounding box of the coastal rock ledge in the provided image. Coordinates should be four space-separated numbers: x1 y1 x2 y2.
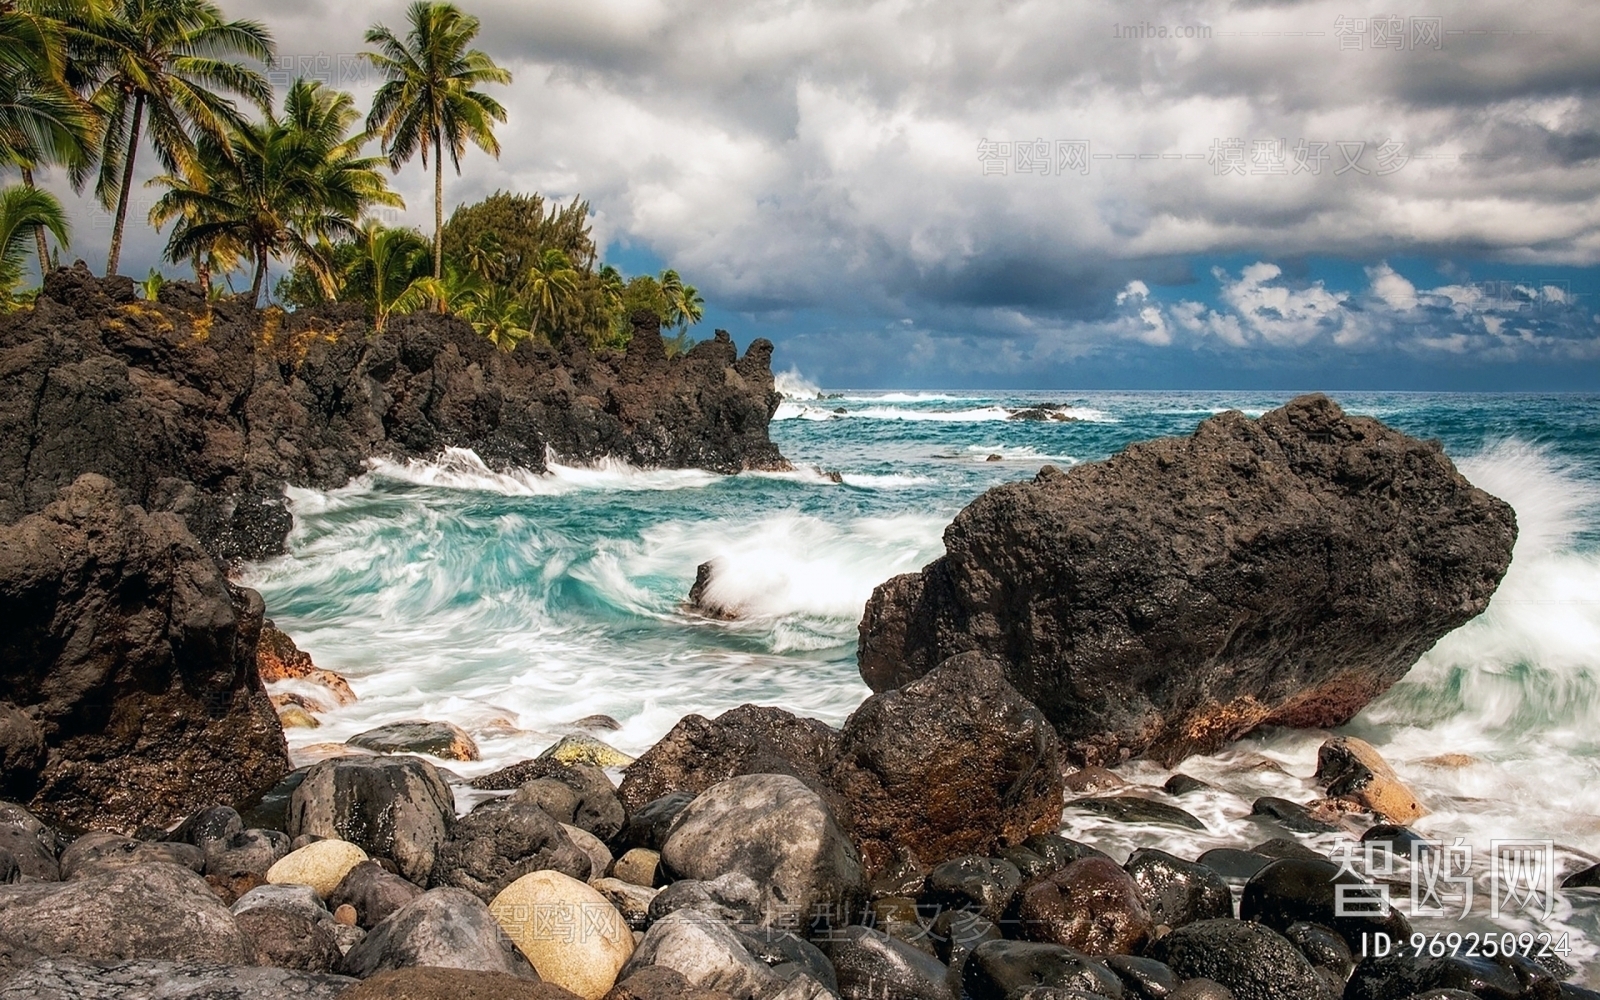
858 394 1518 766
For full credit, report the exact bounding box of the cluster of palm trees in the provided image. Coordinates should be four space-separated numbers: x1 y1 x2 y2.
0 0 706 351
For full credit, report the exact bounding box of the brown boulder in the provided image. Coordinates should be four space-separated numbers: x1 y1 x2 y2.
859 395 1516 765
337 966 584 1000
1012 857 1154 956
827 652 1063 877
258 623 357 706
1315 736 1426 824
616 705 840 814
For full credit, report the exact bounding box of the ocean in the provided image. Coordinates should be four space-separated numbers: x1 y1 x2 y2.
239 380 1600 975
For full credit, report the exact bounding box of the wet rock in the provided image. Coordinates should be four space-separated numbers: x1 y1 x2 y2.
1239 858 1410 951
491 870 634 1000
279 705 319 728
0 802 58 881
1163 774 1211 796
829 653 1064 878
617 792 696 852
1195 849 1272 880
930 908 1002 974
1249 839 1325 862
0 476 291 832
0 862 247 970
961 940 1126 1000
688 559 742 619
1314 737 1425 825
1360 825 1428 861
542 735 637 769
1012 857 1154 956
58 832 204 879
1344 954 1558 1000
0 956 355 999
256 622 357 705
661 774 865 933
648 872 766 926
288 755 455 885
826 925 953 1000
1146 919 1334 1000
431 795 592 902
341 887 535 979
237 767 307 833
592 876 658 930
1105 955 1179 1000
266 838 369 897
1171 982 1236 1000
1124 848 1233 928
1249 798 1341 834
618 910 779 999
614 847 663 886
341 967 586 1000
997 846 1054 880
172 806 242 855
1563 861 1600 888
1063 767 1127 796
1022 834 1113 869
327 860 424 930
923 855 1023 922
735 925 838 993
618 707 838 814
1066 797 1206 831
1283 923 1353 981
236 906 341 972
511 762 627 840
348 721 480 761
858 396 1516 766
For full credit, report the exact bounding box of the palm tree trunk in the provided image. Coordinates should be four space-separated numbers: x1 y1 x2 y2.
432 134 444 302
249 252 268 306
195 254 211 298
22 168 49 279
106 93 146 277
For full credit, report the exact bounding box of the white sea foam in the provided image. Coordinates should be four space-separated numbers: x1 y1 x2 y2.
774 368 821 399
363 447 723 496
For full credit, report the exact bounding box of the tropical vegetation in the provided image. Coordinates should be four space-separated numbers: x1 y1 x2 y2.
0 0 707 353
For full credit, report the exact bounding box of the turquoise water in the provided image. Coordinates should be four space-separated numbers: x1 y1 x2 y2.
241 381 1600 973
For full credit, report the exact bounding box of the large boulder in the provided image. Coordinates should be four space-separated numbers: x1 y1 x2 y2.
0 475 290 831
489 870 635 1000
0 862 247 971
340 967 585 1000
339 887 535 979
0 957 355 999
430 795 592 902
288 755 455 885
660 774 865 935
617 910 780 999
0 802 58 881
827 653 1063 876
1146 919 1336 1000
858 396 1517 764
617 706 840 815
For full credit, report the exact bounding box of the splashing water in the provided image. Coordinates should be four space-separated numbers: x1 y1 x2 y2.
244 389 1600 980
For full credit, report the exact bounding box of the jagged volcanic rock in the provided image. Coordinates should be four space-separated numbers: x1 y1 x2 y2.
0 265 788 562
858 395 1516 765
0 474 289 832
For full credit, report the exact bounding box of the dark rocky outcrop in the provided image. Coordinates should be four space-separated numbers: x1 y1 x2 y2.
0 475 289 832
0 266 788 564
858 395 1516 765
430 795 592 902
1146 920 1335 1000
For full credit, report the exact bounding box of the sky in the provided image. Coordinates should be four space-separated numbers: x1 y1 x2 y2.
36 0 1600 390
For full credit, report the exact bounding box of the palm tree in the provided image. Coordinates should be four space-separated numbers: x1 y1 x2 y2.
342 220 433 332
523 247 577 339
1 1 99 276
149 79 401 305
656 268 705 330
458 283 529 351
363 1 510 284
83 0 273 277
0 184 70 305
